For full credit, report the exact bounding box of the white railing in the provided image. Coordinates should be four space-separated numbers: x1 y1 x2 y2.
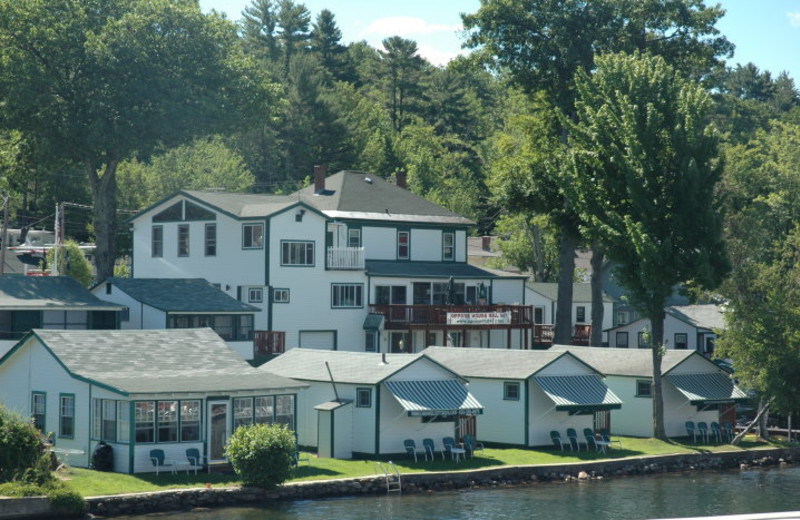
327 246 365 270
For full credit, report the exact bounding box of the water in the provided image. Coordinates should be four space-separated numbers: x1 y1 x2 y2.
113 466 800 520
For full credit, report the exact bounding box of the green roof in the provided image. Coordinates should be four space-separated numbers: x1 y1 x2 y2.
665 373 748 404
384 380 483 416
25 328 305 395
103 278 257 313
0 275 123 311
532 375 622 411
366 261 506 279
526 282 614 303
363 314 384 330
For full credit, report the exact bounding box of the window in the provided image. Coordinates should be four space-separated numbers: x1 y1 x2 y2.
447 331 463 348
504 382 520 401
31 392 46 432
59 395 75 438
153 202 183 222
376 286 407 305
397 231 409 260
576 306 586 323
615 332 629 348
177 224 189 257
636 380 652 397
442 232 455 261
102 400 117 442
118 403 130 443
151 226 163 258
332 284 363 308
168 314 254 341
365 331 377 352
185 201 215 221
181 400 200 442
248 287 263 303
616 311 629 325
275 395 294 428
637 331 649 348
273 289 290 303
135 402 155 443
234 397 254 430
533 307 545 324
92 399 127 442
205 224 216 256
243 223 264 249
281 241 314 266
255 396 274 425
348 228 361 248
157 401 178 442
356 388 372 408
674 333 688 350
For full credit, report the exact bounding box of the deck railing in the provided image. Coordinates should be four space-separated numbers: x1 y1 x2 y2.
533 324 592 345
254 331 286 356
326 247 365 270
368 304 533 329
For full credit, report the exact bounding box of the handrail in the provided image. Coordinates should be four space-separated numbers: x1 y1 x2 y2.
375 461 401 493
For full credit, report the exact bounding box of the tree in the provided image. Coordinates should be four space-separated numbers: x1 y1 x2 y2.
0 403 44 483
276 0 311 78
310 9 346 82
46 241 94 287
567 52 729 439
377 37 427 134
241 0 281 64
226 423 296 489
0 0 274 281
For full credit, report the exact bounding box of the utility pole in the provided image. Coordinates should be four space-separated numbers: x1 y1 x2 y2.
53 202 64 276
0 192 8 275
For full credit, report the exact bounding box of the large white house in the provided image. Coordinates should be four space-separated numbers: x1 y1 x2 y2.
127 169 532 358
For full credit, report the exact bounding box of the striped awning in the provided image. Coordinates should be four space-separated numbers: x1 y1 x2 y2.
665 373 749 405
384 380 483 417
532 375 622 412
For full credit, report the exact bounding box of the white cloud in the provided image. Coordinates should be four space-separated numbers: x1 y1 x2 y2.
416 44 467 67
788 12 800 27
360 16 462 38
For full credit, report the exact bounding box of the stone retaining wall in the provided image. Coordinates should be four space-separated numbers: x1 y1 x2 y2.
56 447 800 517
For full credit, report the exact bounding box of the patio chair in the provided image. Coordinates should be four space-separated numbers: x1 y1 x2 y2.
149 449 175 476
404 439 419 462
697 422 710 443
685 421 697 442
185 448 208 475
462 434 484 458
723 421 735 442
566 428 584 451
599 428 622 449
550 430 568 451
442 437 456 460
709 422 722 443
422 438 439 461
583 428 599 452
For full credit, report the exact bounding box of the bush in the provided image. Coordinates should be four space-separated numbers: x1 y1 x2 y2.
0 404 45 483
225 423 296 489
0 481 86 518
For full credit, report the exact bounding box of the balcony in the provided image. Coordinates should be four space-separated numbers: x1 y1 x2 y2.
254 331 285 357
368 304 533 329
533 324 591 346
326 247 365 270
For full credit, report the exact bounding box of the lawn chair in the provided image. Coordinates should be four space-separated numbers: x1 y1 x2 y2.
149 449 175 475
422 438 439 461
697 422 710 443
685 421 697 442
404 439 419 462
600 428 622 449
442 436 456 460
462 434 484 458
566 428 584 451
710 422 722 443
723 421 735 442
185 448 208 475
583 428 599 452
550 430 568 451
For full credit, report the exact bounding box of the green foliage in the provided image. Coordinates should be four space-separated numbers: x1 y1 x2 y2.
226 423 296 489
47 484 88 517
45 241 94 287
493 213 560 281
0 404 45 484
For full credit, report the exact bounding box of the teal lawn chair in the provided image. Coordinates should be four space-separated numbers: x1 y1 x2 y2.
442 437 456 460
685 421 697 442
149 449 175 475
422 438 439 461
404 439 419 462
723 421 735 442
462 434 484 458
710 422 722 443
697 422 710 443
566 428 583 451
583 428 599 451
550 430 567 451
600 428 622 449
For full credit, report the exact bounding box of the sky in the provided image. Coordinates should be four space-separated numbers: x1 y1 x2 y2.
200 0 800 80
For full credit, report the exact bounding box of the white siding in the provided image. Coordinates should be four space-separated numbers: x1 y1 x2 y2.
491 279 524 305
525 288 555 325
528 379 594 447
362 226 395 260
410 229 440 262
605 376 654 437
377 386 454 455
455 230 467 263
91 285 144 330
298 331 336 349
469 378 526 445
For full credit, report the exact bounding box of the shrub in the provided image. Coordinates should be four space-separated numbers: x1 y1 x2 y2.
47 484 88 517
0 404 45 483
226 423 296 489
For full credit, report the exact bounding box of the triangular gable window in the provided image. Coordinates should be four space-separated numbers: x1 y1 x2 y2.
185 201 215 221
153 202 183 222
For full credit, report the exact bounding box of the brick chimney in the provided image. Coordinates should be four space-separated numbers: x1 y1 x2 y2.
314 165 326 194
396 169 407 189
482 236 492 251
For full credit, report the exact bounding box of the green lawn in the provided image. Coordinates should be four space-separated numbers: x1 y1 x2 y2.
63 435 781 497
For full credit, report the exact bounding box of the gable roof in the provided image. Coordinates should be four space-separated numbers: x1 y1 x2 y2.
261 349 459 385
100 278 258 313
549 345 697 377
666 304 725 331
0 275 124 311
423 346 581 379
13 328 304 395
526 282 614 303
294 171 474 226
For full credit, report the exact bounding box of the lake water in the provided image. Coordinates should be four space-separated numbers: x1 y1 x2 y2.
113 466 800 520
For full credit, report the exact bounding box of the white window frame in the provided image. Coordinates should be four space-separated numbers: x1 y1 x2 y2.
248 287 263 303
442 231 455 261
331 283 363 308
273 288 290 303
281 240 314 266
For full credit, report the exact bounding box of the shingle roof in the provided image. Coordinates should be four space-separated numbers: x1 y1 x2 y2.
526 282 614 303
294 171 474 225
104 278 258 313
0 275 124 311
181 191 298 219
666 304 725 331
549 345 696 377
365 261 512 279
261 349 446 384
423 346 569 380
27 328 305 395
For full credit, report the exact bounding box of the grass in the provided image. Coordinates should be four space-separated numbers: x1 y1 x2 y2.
62 435 783 497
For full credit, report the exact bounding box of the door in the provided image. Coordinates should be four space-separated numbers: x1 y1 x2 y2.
208 401 230 462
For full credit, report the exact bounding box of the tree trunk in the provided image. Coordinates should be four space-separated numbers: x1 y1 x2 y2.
759 400 770 440
732 398 772 445
554 228 576 344
88 160 119 282
650 307 667 440
526 220 545 282
590 243 605 347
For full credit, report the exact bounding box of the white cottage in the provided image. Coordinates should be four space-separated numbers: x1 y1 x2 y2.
0 328 306 474
261 349 482 459
551 346 747 438
424 347 622 447
525 282 615 346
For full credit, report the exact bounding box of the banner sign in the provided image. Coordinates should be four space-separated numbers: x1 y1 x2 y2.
446 311 511 325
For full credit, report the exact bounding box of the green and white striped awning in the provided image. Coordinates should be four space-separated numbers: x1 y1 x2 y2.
384 380 483 417
665 373 749 405
532 375 622 412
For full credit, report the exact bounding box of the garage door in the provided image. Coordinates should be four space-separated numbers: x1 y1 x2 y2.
299 330 336 349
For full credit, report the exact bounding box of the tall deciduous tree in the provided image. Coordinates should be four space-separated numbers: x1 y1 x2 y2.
567 52 729 439
0 0 274 280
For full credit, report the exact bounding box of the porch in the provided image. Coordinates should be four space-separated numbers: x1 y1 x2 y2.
368 304 533 329
254 331 286 356
326 246 365 270
533 324 592 346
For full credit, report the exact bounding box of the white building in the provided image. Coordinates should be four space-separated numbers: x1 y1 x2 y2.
525 282 615 346
127 169 532 358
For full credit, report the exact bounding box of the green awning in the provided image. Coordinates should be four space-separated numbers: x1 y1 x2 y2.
363 314 384 330
665 373 749 405
384 380 483 417
532 375 622 412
